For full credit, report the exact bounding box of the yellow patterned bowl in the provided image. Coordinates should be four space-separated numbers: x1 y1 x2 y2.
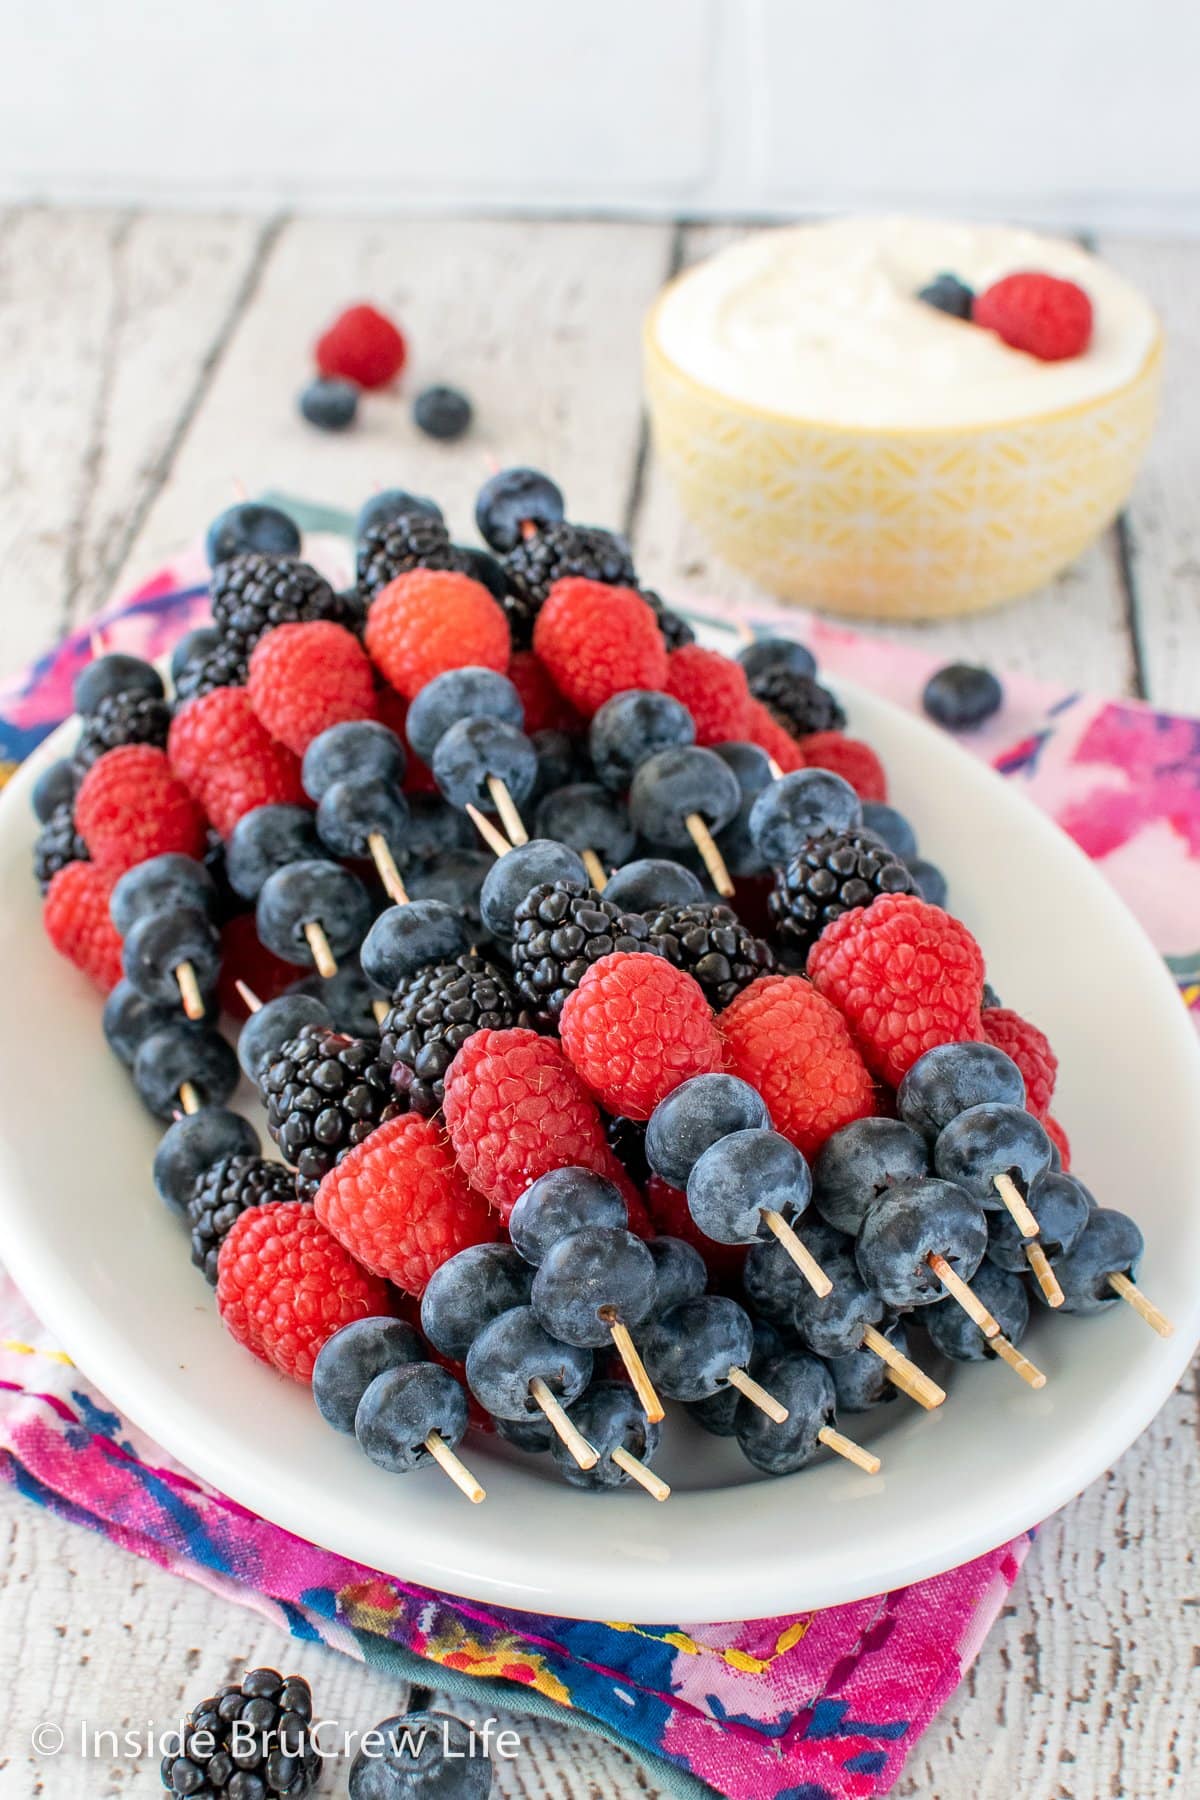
644 297 1162 622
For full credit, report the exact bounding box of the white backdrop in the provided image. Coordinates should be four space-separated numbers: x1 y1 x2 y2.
3 0 1199 231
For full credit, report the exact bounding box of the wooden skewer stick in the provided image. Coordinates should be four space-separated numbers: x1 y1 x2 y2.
367 832 408 905
605 1318 665 1423
424 1430 486 1503
818 1426 882 1475
178 1082 201 1116
1026 1242 1065 1308
528 1376 598 1469
235 980 262 1014
730 617 755 646
766 758 784 780
927 1253 1001 1339
581 849 609 891
303 919 338 979
466 803 513 859
611 1447 671 1502
727 1364 789 1423
372 998 389 1026
89 629 106 658
1108 1271 1174 1338
761 1209 833 1298
990 1335 1047 1390
486 776 529 846
175 960 206 1021
993 1172 1040 1240
860 1324 946 1410
684 812 735 898
885 1364 937 1407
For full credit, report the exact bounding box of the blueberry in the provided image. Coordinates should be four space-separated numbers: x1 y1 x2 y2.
169 627 222 686
987 1170 1091 1270
861 802 918 860
855 1176 987 1308
123 906 221 1006
531 1226 657 1347
73 652 164 716
552 1381 662 1493
479 839 587 938
31 757 78 824
745 1224 881 1357
748 769 861 867
453 545 508 602
205 502 301 567
589 690 694 792
641 1294 753 1402
923 663 1003 731
813 1117 931 1236
153 1108 260 1216
465 1306 592 1420
735 1350 837 1475
226 805 326 901
316 777 410 860
828 1318 910 1413
404 851 493 949
533 782 635 871
431 716 537 812
302 721 406 802
917 272 975 319
102 981 180 1067
405 667 523 764
256 860 372 967
348 1711 492 1800
110 853 214 935
530 728 587 801
933 1103 1052 1210
355 1363 468 1473
601 857 704 913
685 1319 782 1437
897 1042 1026 1140
420 1244 535 1361
355 489 443 538
133 1025 239 1121
925 1261 1029 1360
736 636 817 683
687 1128 811 1247
475 466 565 553
508 1168 627 1266
906 856 948 907
709 740 776 877
287 965 383 1038
413 383 472 441
312 1318 422 1433
645 1073 770 1189
298 376 358 431
643 1236 707 1314
360 899 466 990
628 745 741 849
238 993 332 1086
1047 1206 1145 1316
403 794 475 862
494 1414 555 1454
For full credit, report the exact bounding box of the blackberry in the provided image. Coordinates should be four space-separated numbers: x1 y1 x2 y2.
209 553 348 658
644 901 775 1010
379 951 522 1116
73 690 171 771
355 512 463 601
161 1668 319 1797
748 666 846 739
768 829 917 959
501 521 636 648
173 637 250 702
187 1154 296 1284
33 804 89 892
262 1024 403 1200
510 879 657 1021
640 587 695 651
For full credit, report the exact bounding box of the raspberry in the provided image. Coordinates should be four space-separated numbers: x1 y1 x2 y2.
973 272 1093 363
719 974 877 1159
533 579 667 718
216 911 298 1017
169 687 304 837
216 1200 389 1382
248 620 377 755
315 1112 498 1295
558 951 724 1122
315 303 407 389
365 569 510 700
507 650 581 734
807 893 986 1088
644 1172 746 1288
75 745 208 872
663 645 751 746
796 732 888 802
43 861 122 991
1043 1114 1071 1171
744 698 805 772
442 1027 613 1219
981 1005 1057 1119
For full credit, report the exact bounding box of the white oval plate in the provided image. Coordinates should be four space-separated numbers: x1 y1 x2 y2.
1 677 1198 1624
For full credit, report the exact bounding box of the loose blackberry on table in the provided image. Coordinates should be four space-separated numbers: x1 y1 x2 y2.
261 1022 404 1200
161 1667 319 1798
379 950 523 1115
767 828 917 959
188 1154 296 1284
510 879 658 1022
644 899 775 1009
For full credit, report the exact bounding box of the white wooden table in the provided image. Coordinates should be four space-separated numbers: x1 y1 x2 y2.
0 211 1196 1799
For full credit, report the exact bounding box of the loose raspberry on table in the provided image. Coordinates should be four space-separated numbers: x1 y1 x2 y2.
43 861 122 991
973 272 1093 362
533 579 667 718
663 645 752 746
558 951 724 1122
315 302 407 389
168 687 305 837
315 1112 498 1295
1043 1114 1071 1171
981 1004 1057 1119
644 1172 746 1288
506 650 581 734
442 1027 612 1219
248 620 377 755
796 731 888 802
807 893 986 1088
719 974 877 1159
744 697 806 772
365 569 510 700
75 745 208 872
